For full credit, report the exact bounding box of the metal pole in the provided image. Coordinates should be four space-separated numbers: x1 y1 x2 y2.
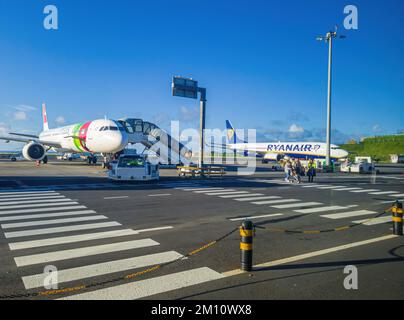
199 88 206 169
325 32 333 167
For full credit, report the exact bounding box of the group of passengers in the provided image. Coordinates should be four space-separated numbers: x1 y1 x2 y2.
283 158 316 183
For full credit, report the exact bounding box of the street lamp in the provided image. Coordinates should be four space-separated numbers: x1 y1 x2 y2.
316 26 346 168
172 76 207 168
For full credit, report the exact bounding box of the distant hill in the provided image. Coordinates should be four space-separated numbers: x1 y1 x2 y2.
340 135 404 162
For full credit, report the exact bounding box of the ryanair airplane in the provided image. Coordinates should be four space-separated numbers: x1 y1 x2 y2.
225 120 349 161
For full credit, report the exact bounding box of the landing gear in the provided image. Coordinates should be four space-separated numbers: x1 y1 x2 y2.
87 155 98 165
42 156 48 164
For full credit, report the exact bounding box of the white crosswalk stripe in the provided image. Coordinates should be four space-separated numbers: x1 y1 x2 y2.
59 267 224 300
390 194 404 197
0 195 64 201
0 210 96 222
332 187 362 191
235 196 281 202
252 199 300 205
352 216 391 226
314 186 345 189
181 187 224 191
22 251 184 289
0 201 79 210
0 205 87 216
0 190 56 196
14 239 160 267
321 210 377 220
229 213 283 221
4 221 122 238
220 193 264 198
350 189 380 193
271 202 322 209
8 229 139 250
369 191 399 195
0 198 72 206
193 189 233 193
2 215 108 229
294 206 348 214
205 191 249 196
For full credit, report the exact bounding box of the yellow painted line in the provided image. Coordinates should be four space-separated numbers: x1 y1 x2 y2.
222 234 398 277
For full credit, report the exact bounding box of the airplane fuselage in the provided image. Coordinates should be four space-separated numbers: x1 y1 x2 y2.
228 141 349 160
39 119 128 154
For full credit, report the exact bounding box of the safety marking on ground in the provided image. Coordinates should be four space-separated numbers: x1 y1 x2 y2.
369 191 399 195
228 213 283 221
222 234 398 277
236 196 281 202
219 193 264 198
294 205 348 214
352 216 391 226
251 199 299 205
59 267 224 300
103 196 129 200
321 209 378 220
271 202 323 209
390 194 404 198
350 189 380 193
148 194 171 197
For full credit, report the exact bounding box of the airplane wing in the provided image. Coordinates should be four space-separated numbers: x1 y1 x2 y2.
0 135 62 148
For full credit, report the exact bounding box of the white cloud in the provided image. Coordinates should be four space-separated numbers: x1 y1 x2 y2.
13 111 27 121
178 106 199 123
13 104 37 112
372 124 382 133
56 116 65 125
288 124 304 133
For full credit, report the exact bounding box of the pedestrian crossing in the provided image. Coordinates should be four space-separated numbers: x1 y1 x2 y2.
257 179 402 199
169 183 395 228
0 189 222 300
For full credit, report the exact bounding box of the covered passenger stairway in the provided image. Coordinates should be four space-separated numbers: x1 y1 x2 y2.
117 118 192 163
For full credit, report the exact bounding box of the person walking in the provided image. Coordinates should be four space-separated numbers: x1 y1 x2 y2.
284 160 292 182
295 159 302 183
307 159 316 183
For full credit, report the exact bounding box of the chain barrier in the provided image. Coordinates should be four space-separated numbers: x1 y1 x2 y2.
0 227 239 300
255 206 393 234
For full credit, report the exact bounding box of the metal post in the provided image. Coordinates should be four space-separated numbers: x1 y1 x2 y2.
392 201 403 236
240 220 254 271
325 32 333 167
199 88 206 169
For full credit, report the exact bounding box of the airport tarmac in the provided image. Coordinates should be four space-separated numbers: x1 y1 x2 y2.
0 160 403 300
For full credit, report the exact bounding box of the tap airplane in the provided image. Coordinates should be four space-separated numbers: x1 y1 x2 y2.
0 104 128 164
225 120 349 162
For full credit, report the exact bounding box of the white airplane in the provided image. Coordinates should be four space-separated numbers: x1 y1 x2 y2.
0 104 128 164
225 120 349 162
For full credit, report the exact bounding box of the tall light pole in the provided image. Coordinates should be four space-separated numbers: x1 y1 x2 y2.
316 27 346 167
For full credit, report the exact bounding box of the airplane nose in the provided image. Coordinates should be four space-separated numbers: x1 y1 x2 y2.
106 132 128 152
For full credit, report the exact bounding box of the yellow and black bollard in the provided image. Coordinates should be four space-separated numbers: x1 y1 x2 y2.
240 220 254 271
392 201 403 236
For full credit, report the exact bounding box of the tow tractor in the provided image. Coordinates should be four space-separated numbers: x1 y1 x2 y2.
340 156 379 174
108 154 159 181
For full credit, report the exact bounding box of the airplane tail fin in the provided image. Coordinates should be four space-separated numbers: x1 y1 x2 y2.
226 120 245 144
42 103 49 131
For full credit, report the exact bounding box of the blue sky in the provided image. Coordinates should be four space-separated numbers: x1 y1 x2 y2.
0 0 403 149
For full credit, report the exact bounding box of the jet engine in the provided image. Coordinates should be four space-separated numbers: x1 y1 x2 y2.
22 142 46 161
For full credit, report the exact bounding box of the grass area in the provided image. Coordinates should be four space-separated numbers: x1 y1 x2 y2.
340 135 404 162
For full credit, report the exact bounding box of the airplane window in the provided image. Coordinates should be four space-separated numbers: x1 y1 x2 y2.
109 126 118 131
